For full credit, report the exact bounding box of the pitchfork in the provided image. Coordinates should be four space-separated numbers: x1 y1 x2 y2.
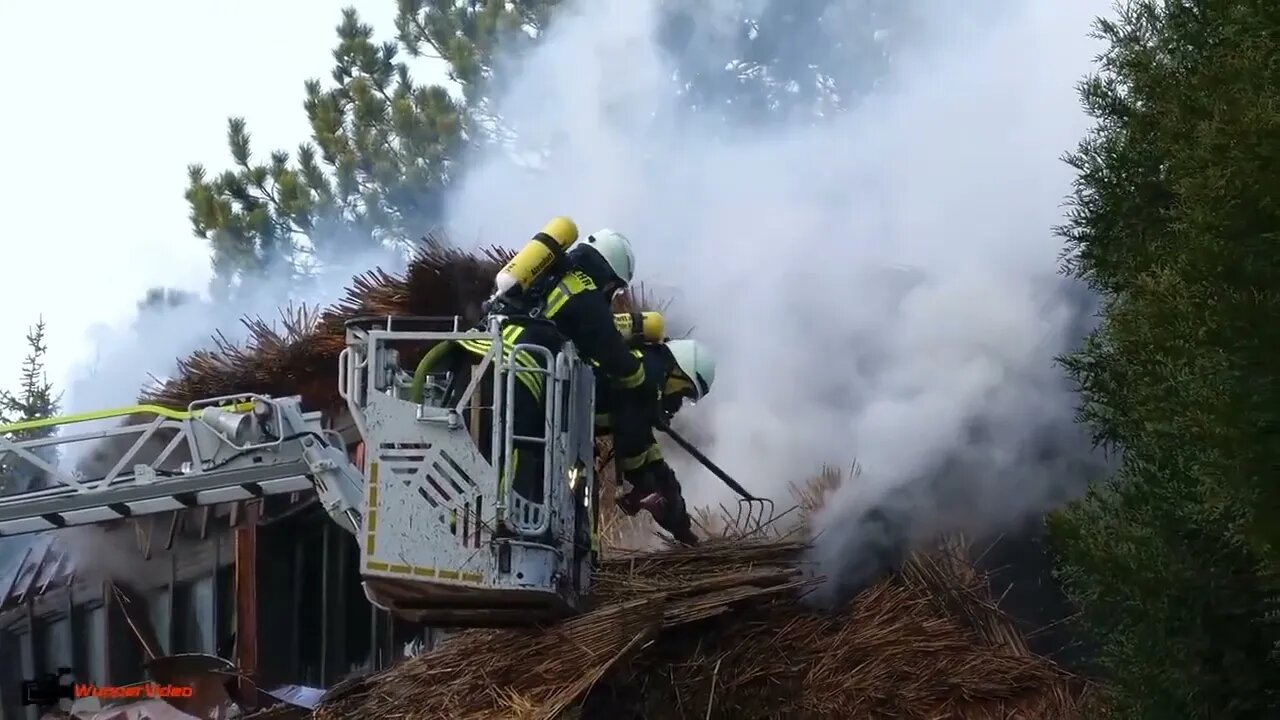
657 422 775 538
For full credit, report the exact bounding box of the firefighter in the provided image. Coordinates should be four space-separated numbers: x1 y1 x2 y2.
426 225 646 513
484 220 643 403
538 229 645 394
596 338 716 546
434 320 563 508
522 228 663 488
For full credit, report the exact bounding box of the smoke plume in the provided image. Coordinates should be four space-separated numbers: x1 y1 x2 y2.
0 245 404 583
445 0 1113 598
2 0 1117 605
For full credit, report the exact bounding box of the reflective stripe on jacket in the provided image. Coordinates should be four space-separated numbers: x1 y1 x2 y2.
542 270 645 391
456 324 547 400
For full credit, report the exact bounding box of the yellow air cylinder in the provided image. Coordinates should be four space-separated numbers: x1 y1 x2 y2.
613 312 665 344
492 217 579 303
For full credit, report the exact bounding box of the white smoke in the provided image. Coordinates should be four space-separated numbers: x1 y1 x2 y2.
0 245 406 587
61 247 403 415
2 0 1116 602
445 0 1111 594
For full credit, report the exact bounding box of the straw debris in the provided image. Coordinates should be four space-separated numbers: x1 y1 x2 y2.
149 238 1083 719
310 482 1082 720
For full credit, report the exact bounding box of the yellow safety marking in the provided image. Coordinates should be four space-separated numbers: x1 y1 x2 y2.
362 457 481 582
364 461 380 554
365 562 480 583
0 401 254 435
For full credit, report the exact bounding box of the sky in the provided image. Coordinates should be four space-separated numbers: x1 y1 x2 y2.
0 0 434 400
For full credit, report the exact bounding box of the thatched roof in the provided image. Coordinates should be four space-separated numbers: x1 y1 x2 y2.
150 237 1084 719
315 542 1081 719
142 238 512 410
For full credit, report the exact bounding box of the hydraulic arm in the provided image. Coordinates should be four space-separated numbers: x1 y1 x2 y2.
0 394 364 538
0 314 602 628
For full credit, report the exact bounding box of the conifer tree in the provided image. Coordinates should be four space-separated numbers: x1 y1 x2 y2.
657 0 910 124
1049 1 1280 716
394 0 562 115
0 319 62 493
186 8 467 293
186 2 916 295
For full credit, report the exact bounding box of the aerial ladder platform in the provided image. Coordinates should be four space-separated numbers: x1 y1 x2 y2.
0 315 601 627
0 395 364 537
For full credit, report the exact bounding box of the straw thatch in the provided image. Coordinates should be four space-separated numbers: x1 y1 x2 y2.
150 236 1084 719
142 236 510 411
304 478 1083 720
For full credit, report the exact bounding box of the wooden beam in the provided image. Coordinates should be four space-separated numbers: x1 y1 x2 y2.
138 516 155 560
100 582 111 684
289 539 304 680
332 534 349 683
234 500 260 706
212 531 221 657
108 584 160 662
320 522 331 685
24 598 36 674
164 510 181 551
166 553 176 654
65 586 75 672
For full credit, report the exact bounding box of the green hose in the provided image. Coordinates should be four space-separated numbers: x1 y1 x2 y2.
409 341 455 404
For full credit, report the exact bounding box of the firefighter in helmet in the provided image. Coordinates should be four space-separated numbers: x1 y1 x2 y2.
595 336 716 546
426 220 651 514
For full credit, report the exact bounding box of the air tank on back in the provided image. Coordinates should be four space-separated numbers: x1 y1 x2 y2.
613 311 665 345
490 217 579 309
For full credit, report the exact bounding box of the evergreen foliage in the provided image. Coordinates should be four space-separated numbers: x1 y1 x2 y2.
186 8 467 293
1049 1 1280 716
0 319 62 493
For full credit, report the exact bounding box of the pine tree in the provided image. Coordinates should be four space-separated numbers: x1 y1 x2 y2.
186 8 468 294
1048 1 1280 716
657 0 911 125
394 0 562 120
0 319 63 493
186 2 913 292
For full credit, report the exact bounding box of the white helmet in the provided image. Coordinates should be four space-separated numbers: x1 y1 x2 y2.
666 339 715 401
581 229 636 285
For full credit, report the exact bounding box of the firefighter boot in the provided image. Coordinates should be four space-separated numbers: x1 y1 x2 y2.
657 499 699 546
666 514 699 547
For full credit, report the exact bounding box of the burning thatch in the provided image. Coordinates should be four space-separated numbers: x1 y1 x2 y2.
142 236 511 411
150 236 1083 719
304 479 1083 720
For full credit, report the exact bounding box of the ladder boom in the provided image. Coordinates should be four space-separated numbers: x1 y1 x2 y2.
0 395 364 538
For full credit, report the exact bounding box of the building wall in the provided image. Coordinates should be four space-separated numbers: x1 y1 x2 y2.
0 524 235 720
252 495 435 690
0 431 433 718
